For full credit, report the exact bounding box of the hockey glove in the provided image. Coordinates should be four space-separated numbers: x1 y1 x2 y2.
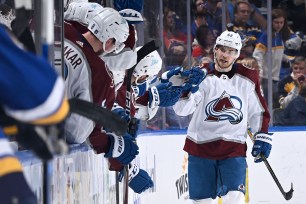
119 164 154 194
181 66 207 93
0 108 68 160
160 66 184 84
131 80 148 98
112 104 130 123
251 132 273 163
148 82 182 108
104 133 139 165
111 104 139 138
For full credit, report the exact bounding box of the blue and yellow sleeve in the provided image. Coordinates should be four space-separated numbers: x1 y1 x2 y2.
0 25 69 125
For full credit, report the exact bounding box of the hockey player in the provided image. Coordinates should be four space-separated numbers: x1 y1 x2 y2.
64 1 141 71
63 7 141 167
0 25 69 203
109 50 183 194
173 30 271 204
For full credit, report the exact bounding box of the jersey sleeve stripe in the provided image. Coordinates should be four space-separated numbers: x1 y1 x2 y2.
4 77 69 124
0 157 23 176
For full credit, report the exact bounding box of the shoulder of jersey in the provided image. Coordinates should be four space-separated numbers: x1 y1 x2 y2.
238 62 256 71
199 62 214 74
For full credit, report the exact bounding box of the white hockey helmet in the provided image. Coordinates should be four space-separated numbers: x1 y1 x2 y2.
88 7 129 53
214 30 242 56
133 47 162 83
64 2 104 26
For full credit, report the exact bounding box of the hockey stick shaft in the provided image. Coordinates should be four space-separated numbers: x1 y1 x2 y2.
68 98 128 136
122 40 160 204
247 130 293 200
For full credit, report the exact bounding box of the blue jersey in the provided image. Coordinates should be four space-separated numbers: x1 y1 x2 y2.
0 25 69 139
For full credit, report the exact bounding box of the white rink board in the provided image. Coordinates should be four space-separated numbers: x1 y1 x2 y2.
134 131 306 204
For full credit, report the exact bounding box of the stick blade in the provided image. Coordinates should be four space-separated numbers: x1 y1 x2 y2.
284 183 294 200
69 98 127 135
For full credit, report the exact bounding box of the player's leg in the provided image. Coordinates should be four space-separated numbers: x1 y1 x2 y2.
218 157 246 204
188 155 219 204
0 135 38 204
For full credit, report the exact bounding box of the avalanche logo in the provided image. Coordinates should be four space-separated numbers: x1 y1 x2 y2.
205 91 243 124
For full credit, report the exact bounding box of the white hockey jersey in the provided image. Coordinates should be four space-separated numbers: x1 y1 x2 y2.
174 63 270 160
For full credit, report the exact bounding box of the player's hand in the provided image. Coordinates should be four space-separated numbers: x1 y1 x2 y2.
251 132 273 163
0 108 67 160
104 132 139 165
181 66 207 93
149 82 182 107
119 164 154 194
160 66 183 84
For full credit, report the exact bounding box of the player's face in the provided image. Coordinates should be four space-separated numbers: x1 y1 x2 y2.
104 38 116 53
215 45 238 68
132 75 149 84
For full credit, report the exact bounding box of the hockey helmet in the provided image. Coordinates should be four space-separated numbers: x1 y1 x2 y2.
133 48 162 84
64 2 103 26
88 7 129 53
214 30 242 56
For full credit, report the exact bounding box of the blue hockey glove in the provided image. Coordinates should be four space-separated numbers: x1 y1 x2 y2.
105 133 139 165
132 80 148 97
111 104 130 122
149 82 182 107
119 164 154 194
160 66 184 84
181 67 207 93
251 132 273 163
111 104 139 138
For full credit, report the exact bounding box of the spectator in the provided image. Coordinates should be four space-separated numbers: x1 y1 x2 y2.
273 85 306 126
253 8 296 105
192 0 229 37
191 12 208 40
231 1 264 58
192 24 215 60
229 0 267 29
163 7 188 66
278 56 306 108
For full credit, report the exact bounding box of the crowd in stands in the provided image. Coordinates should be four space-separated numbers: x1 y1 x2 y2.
2 0 305 133
141 0 306 129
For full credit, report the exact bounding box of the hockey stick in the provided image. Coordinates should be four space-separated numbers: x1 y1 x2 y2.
68 98 128 136
122 40 160 204
247 129 294 200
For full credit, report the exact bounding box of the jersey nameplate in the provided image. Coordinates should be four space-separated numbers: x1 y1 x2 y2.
64 44 83 69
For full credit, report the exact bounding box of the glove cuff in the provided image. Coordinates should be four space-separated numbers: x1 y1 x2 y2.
254 132 273 145
128 164 140 182
105 133 125 158
149 86 160 108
